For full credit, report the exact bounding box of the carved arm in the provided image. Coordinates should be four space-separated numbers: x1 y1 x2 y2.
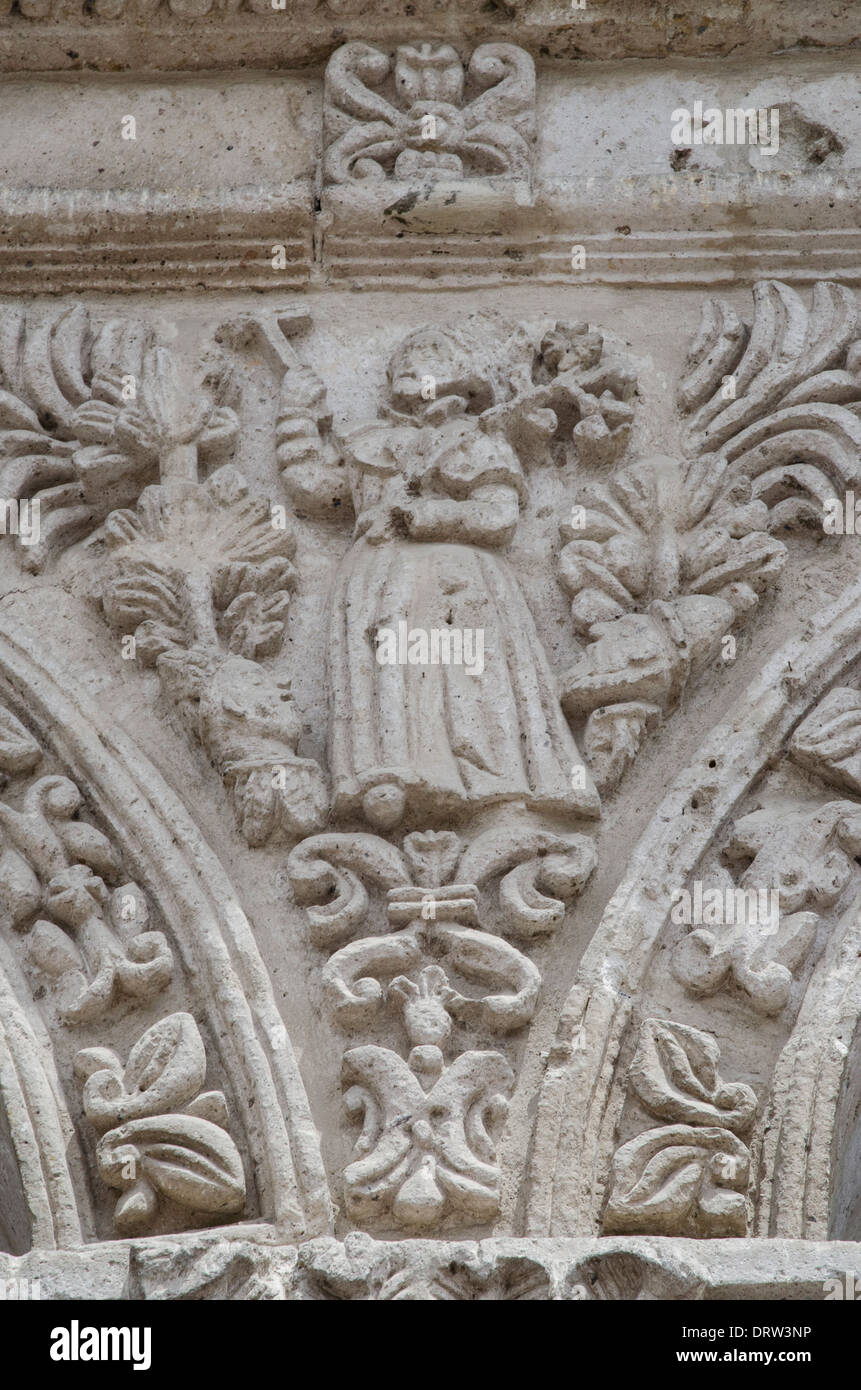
394 483 519 547
276 364 352 519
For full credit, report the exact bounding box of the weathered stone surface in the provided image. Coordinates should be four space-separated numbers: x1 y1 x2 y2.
0 0 860 1304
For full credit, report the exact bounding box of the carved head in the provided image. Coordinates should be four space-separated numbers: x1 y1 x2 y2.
386 324 495 415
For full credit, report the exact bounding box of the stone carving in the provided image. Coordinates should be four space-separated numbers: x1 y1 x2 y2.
671 801 861 1014
0 306 157 570
558 279 861 792
278 313 622 831
604 1019 756 1237
295 1234 704 1301
0 307 327 846
288 824 597 947
102 459 327 846
323 41 536 185
0 708 172 1023
791 687 861 795
342 1043 513 1230
558 452 785 787
74 1012 246 1235
529 321 637 468
680 280 861 483
0 5 859 1306
289 824 595 1229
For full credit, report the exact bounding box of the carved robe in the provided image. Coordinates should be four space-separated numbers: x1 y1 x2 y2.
328 410 599 822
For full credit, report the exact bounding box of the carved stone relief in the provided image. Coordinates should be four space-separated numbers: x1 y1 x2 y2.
1 9 861 1306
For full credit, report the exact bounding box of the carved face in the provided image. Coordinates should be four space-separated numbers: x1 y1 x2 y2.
387 327 492 415
394 44 464 108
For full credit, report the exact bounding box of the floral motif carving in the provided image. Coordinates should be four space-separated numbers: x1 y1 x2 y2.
0 708 173 1023
0 306 157 571
605 1019 756 1237
3 279 859 1257
102 461 327 845
323 41 536 184
558 280 861 792
75 1012 246 1235
288 823 595 1230
671 801 861 1014
791 686 861 796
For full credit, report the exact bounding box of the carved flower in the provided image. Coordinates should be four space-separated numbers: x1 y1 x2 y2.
114 346 238 471
390 965 456 1047
402 831 462 888
343 1043 512 1229
324 41 535 183
559 454 786 638
75 1013 245 1234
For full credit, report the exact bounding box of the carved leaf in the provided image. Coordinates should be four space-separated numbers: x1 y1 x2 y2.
681 281 861 527
97 1112 246 1232
558 454 785 639
497 842 597 937
791 686 861 795
0 306 154 568
0 706 42 774
77 1012 207 1132
604 1125 750 1237
0 846 44 928
629 1018 757 1134
287 833 410 947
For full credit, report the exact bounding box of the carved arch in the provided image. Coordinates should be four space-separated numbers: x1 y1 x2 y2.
0 937 85 1252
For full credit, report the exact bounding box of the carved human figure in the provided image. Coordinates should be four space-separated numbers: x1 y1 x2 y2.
280 321 599 831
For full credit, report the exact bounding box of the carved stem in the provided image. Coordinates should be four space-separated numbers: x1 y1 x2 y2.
161 442 199 483
183 570 218 649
